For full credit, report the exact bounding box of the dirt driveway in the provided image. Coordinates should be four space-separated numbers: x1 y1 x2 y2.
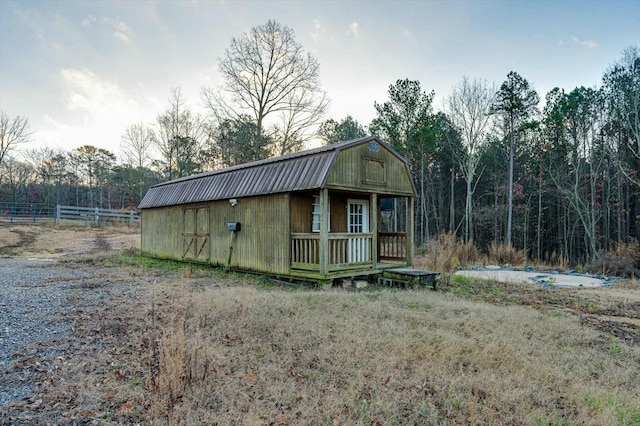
0 224 159 423
0 223 140 259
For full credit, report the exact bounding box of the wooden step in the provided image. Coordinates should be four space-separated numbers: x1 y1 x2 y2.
379 268 440 289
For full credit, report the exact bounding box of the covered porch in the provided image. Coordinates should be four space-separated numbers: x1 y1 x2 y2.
289 189 414 280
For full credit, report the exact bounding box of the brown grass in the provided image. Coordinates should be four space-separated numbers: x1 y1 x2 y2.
588 239 640 278
488 241 528 267
3 227 640 425
4 260 640 425
417 233 481 272
133 282 640 425
417 234 530 274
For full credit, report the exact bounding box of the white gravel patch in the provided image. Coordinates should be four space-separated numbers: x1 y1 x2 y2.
454 268 610 288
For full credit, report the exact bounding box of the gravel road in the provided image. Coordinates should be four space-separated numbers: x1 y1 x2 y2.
0 258 86 407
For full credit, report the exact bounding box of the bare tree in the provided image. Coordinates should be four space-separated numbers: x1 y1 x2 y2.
444 77 496 243
121 122 155 168
153 88 205 180
0 156 35 203
274 89 329 155
72 145 116 208
25 146 68 205
603 46 640 188
120 122 157 200
202 19 329 160
201 115 265 169
0 112 33 167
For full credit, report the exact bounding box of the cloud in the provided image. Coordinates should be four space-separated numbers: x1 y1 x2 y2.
571 36 597 49
60 67 135 116
346 21 359 38
311 19 326 44
49 68 160 155
113 30 130 43
82 14 96 27
101 17 134 43
42 114 73 131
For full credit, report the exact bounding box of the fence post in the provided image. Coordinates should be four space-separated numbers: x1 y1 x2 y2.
129 210 134 226
55 205 60 224
10 203 15 223
32 203 36 223
94 207 99 226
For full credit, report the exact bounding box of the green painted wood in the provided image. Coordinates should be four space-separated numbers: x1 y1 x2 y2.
325 143 415 196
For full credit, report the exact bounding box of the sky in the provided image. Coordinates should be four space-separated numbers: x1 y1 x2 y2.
1 0 639 161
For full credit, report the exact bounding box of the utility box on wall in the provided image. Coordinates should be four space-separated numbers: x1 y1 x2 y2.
226 222 241 232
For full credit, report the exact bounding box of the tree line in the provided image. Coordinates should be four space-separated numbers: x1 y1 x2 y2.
1 20 638 265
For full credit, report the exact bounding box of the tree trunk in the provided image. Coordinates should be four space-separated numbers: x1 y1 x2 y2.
537 174 542 263
506 112 514 246
465 176 473 243
420 152 428 244
449 167 455 234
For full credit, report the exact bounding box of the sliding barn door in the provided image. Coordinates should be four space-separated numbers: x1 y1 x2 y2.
182 206 209 261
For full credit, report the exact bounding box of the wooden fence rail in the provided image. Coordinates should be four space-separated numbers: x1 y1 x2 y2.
55 205 139 226
0 203 56 223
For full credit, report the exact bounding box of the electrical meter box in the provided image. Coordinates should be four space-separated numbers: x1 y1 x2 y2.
226 222 241 232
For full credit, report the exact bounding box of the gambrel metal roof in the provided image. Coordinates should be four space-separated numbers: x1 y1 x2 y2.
138 136 408 209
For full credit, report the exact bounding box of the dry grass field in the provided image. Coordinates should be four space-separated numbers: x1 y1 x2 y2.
1 223 639 425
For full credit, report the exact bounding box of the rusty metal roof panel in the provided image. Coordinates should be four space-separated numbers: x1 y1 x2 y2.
139 150 338 209
138 136 408 209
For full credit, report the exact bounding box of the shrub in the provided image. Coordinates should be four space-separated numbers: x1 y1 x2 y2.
488 242 527 266
587 239 640 278
455 239 480 266
547 250 569 270
417 233 480 272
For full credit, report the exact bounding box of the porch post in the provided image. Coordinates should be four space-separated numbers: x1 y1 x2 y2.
407 196 414 266
319 188 329 275
371 193 378 267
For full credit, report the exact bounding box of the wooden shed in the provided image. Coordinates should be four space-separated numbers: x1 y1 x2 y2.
138 136 416 283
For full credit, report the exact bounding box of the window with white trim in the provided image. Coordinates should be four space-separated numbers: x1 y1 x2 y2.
311 195 330 232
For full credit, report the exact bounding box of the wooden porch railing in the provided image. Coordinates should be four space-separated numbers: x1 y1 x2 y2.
291 233 320 268
291 233 373 271
378 232 408 261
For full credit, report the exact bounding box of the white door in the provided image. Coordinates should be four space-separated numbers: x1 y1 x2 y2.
347 199 369 263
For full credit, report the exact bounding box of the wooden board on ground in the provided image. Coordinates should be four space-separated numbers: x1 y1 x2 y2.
380 268 440 289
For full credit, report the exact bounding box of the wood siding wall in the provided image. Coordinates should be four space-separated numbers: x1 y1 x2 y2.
141 206 183 259
330 194 348 233
208 193 290 275
290 193 313 233
141 193 290 275
290 191 366 234
325 143 414 195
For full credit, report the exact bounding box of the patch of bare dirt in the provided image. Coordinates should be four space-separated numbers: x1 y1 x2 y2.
0 223 140 259
0 228 38 255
